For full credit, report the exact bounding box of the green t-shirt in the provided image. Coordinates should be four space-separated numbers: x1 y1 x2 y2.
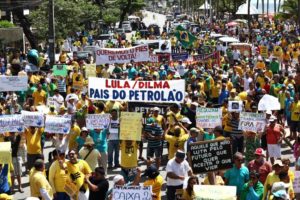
203 132 215 141
270 61 279 74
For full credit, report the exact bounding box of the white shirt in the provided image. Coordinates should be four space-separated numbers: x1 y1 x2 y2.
52 94 64 112
55 135 69 153
232 50 240 60
108 119 119 140
176 64 186 76
166 158 191 186
243 77 253 91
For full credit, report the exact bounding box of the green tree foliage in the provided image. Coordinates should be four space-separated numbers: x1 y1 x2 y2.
217 0 246 16
278 0 300 22
0 20 15 28
28 0 100 40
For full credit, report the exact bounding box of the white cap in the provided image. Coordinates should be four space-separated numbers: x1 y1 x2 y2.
181 117 192 124
266 110 272 115
191 102 199 107
113 175 124 184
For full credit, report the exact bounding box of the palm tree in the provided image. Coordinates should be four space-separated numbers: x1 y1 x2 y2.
278 0 281 12
267 0 269 15
274 0 277 13
262 0 265 14
280 0 300 24
247 0 251 40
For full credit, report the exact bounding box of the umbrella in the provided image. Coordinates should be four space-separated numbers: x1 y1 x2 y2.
258 94 281 111
234 19 247 24
227 21 238 27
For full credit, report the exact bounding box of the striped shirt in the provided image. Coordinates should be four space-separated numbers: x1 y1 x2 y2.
144 124 163 148
57 79 66 92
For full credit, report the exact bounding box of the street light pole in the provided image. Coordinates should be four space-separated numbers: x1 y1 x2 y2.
48 0 55 67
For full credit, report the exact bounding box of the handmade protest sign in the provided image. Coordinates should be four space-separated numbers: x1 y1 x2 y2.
0 76 28 92
96 44 149 65
0 142 12 164
0 115 24 133
239 112 266 132
45 115 71 134
196 108 222 128
193 185 236 200
260 46 268 58
120 112 142 141
228 101 243 112
112 186 152 200
86 114 110 130
89 78 185 103
85 64 96 78
293 171 300 193
22 111 45 127
52 64 68 77
189 139 233 173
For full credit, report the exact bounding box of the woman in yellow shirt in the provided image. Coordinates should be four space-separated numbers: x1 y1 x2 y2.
180 176 199 200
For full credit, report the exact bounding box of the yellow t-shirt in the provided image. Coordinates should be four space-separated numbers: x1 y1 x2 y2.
165 134 189 159
263 172 280 200
25 128 44 154
32 90 47 106
256 61 266 70
226 81 233 91
68 125 81 150
153 115 164 128
265 70 273 79
49 160 68 193
143 175 164 200
66 159 92 192
291 101 300 121
181 189 194 200
120 141 138 168
238 91 248 101
105 101 123 113
211 84 221 98
256 76 265 88
30 171 53 199
166 111 183 133
203 175 225 185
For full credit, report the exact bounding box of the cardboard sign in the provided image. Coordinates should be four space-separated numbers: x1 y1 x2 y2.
53 64 68 77
0 76 28 92
171 53 189 61
89 78 185 103
228 101 243 112
120 112 142 141
189 139 233 173
196 108 222 128
112 186 152 200
193 185 237 200
86 114 110 130
85 64 97 78
45 115 71 134
21 111 45 127
239 112 266 132
0 142 12 164
95 44 150 65
293 171 300 193
260 46 268 58
0 115 24 133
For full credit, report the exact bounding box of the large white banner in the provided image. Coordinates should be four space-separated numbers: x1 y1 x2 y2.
89 78 185 103
0 115 24 133
238 112 266 132
21 111 45 127
45 115 71 134
95 44 149 65
0 76 28 91
112 186 152 200
86 114 110 130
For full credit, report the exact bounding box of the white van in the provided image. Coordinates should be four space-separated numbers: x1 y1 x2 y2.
218 36 240 53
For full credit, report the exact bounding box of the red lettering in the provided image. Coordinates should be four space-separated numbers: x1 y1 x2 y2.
123 81 130 88
163 81 170 89
105 79 111 88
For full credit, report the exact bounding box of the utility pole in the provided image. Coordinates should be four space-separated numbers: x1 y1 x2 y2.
48 0 55 67
210 0 212 24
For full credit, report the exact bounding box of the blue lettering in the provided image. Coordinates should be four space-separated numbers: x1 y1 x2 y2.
134 91 139 100
154 91 160 100
129 90 135 100
168 91 175 101
94 89 100 99
148 91 153 101
119 90 126 100
103 90 109 99
176 91 184 102
161 91 167 101
140 90 147 100
113 90 119 99
90 88 95 98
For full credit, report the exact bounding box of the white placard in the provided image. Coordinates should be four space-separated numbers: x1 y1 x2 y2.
0 115 24 133
194 185 237 200
89 78 185 103
112 186 152 200
0 76 28 91
228 101 243 112
238 112 266 132
44 115 71 134
95 44 150 65
294 171 300 193
21 111 45 127
196 107 222 128
86 114 110 130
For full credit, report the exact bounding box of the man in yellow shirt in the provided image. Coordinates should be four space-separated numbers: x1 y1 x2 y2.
290 94 300 140
30 159 53 200
143 165 164 200
32 84 47 106
164 126 189 159
68 119 81 150
48 150 68 199
263 160 283 200
120 140 139 169
24 127 44 170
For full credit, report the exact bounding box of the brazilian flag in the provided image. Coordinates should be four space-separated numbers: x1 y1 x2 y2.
175 25 197 48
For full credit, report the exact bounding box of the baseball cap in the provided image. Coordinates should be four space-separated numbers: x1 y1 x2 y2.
81 127 88 132
269 116 277 122
266 110 272 115
190 127 200 133
153 107 160 111
113 175 124 184
181 117 191 124
273 160 284 167
254 148 265 156
271 182 290 199
213 125 223 133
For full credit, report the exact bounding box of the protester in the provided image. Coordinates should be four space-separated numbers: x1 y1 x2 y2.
79 137 101 171
143 164 164 200
85 167 109 200
240 170 264 200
